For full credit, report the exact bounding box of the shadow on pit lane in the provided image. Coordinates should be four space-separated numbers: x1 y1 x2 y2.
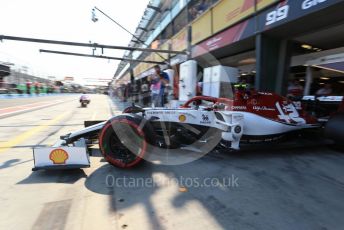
83 145 344 229
89 148 104 158
17 169 87 184
83 146 343 196
84 161 151 195
0 159 34 170
1 159 19 169
84 162 167 229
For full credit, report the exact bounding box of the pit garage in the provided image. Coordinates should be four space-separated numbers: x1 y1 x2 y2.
190 0 344 98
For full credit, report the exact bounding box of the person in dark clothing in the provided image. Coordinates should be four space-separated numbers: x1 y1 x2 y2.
34 82 39 95
26 81 31 94
141 79 149 106
153 65 169 107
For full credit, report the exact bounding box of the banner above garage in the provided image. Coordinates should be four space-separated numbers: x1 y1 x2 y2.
192 0 343 58
258 0 344 31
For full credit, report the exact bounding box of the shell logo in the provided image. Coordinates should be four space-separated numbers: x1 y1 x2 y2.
49 149 69 164
179 114 186 122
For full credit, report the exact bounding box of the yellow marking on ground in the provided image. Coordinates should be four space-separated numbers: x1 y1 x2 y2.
91 111 98 120
0 111 70 153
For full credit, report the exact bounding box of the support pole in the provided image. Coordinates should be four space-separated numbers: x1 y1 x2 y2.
304 65 313 96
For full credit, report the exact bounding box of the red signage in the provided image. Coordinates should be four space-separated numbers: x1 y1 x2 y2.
192 20 248 58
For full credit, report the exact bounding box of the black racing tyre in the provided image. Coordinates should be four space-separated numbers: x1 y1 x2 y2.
325 113 344 151
99 114 155 168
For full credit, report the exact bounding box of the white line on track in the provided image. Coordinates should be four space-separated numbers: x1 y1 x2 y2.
0 100 64 117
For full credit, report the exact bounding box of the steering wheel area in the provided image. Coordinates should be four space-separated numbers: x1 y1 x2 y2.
181 96 230 111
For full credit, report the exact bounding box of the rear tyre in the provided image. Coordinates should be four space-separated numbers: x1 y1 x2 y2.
99 115 154 168
325 113 344 151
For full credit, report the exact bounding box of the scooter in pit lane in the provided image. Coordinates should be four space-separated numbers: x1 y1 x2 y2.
80 94 90 108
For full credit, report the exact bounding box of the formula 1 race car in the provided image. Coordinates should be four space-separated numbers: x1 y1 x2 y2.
33 105 244 170
32 90 320 170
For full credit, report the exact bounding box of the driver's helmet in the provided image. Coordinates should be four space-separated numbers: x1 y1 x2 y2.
234 83 249 91
234 83 252 100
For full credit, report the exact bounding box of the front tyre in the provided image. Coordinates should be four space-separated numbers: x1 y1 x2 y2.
99 115 151 168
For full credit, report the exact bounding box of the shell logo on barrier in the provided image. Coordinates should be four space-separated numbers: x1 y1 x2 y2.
49 149 69 164
179 114 186 122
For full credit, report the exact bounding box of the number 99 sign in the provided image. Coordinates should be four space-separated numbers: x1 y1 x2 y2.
265 5 290 26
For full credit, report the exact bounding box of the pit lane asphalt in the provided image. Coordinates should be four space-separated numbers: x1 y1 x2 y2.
0 94 75 109
0 94 79 119
0 95 344 230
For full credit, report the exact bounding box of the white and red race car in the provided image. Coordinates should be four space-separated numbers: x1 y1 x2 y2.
32 90 319 170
